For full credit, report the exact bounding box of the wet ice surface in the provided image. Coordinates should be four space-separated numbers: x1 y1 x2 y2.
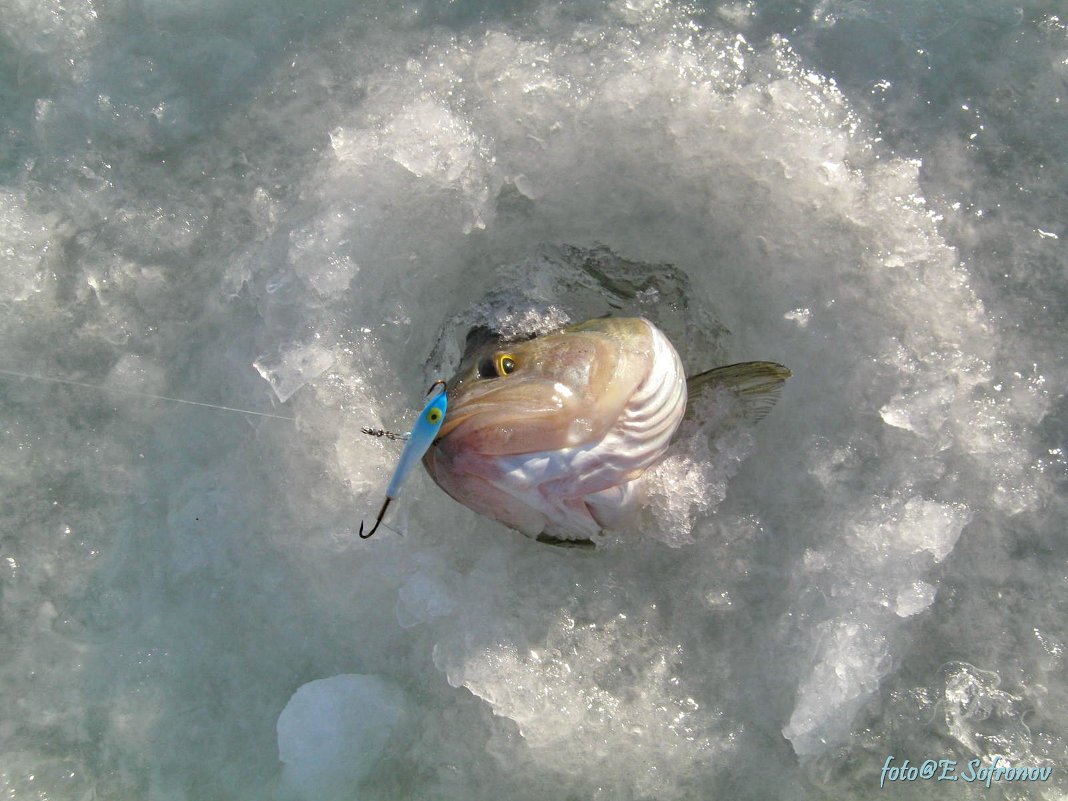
1 1 1066 799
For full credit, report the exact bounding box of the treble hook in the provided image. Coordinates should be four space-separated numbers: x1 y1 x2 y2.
358 379 448 540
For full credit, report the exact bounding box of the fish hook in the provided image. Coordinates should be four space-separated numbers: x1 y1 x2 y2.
358 379 448 540
359 497 391 539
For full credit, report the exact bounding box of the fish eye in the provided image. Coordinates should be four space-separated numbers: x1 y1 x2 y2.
496 354 516 376
426 407 442 424
476 353 517 379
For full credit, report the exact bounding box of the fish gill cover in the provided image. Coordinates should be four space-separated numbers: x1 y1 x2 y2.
0 0 1065 799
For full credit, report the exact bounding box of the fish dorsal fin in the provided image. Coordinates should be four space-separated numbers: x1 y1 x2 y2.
685 361 791 422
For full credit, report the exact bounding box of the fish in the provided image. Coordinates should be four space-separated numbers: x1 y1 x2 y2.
422 317 790 546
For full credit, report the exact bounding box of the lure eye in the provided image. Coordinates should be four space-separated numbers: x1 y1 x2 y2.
496 354 516 376
426 407 443 424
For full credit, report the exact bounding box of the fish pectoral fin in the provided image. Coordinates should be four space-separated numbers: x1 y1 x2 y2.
685 361 791 422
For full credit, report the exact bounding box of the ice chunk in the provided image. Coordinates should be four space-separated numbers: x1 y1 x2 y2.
783 619 893 756
893 580 936 617
277 675 408 800
879 386 953 436
254 342 336 403
386 99 479 184
890 497 969 563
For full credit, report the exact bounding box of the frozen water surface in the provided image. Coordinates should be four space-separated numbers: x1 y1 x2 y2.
1 0 1066 799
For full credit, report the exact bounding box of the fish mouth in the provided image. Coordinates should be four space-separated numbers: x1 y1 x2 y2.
438 377 561 438
434 399 528 442
435 407 479 441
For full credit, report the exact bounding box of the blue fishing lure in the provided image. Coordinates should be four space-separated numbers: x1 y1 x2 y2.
359 380 447 539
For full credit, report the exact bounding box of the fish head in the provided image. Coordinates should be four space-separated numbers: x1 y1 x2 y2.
423 317 686 541
435 319 648 455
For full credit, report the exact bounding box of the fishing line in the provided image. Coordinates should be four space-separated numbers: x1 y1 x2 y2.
0 367 296 421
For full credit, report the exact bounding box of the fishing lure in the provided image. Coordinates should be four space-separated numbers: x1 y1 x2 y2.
358 379 448 539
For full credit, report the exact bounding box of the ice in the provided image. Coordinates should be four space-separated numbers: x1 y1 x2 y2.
936 661 1060 775
288 219 360 297
642 388 755 547
893 581 936 618
435 606 727 797
0 189 55 302
395 555 459 628
1 0 1067 799
782 619 893 756
254 342 336 403
277 674 408 800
